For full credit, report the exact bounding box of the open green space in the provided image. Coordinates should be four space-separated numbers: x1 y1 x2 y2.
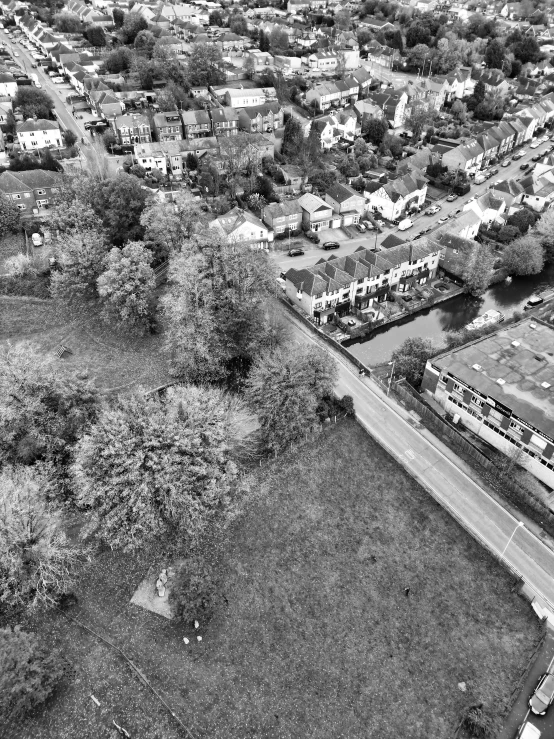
13 420 540 739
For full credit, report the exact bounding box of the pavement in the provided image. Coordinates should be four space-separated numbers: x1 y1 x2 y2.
282 306 554 614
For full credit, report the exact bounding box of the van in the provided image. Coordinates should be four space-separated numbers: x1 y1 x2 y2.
517 722 541 739
398 218 413 231
474 173 487 184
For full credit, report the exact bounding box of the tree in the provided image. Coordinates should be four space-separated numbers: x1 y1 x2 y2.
513 36 542 64
169 556 223 626
507 208 537 234
0 191 20 237
404 104 434 141
73 387 246 551
85 24 106 47
503 234 544 276
113 7 125 27
208 10 223 25
334 8 351 29
134 29 156 57
245 344 338 453
269 27 289 53
390 337 435 387
51 229 109 308
406 43 430 70
53 12 81 32
534 209 554 262
484 38 504 69
186 43 225 86
0 627 66 720
49 174 103 234
103 47 133 74
338 154 360 178
90 173 148 245
364 117 389 145
451 100 467 124
0 466 79 609
461 705 495 739
406 23 431 48
186 152 198 170
140 192 210 263
259 30 270 53
97 241 155 332
229 14 247 35
473 80 486 104
462 242 496 296
353 137 368 158
120 11 148 44
13 87 54 120
282 116 303 159
244 54 256 80
63 129 77 147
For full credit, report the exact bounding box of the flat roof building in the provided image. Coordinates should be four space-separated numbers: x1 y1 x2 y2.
422 317 554 490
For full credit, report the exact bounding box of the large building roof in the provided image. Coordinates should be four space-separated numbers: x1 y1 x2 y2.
433 318 554 441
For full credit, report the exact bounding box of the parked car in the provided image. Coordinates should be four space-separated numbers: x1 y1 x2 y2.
524 295 544 310
489 167 499 176
288 248 304 257
305 232 320 244
375 219 385 228
355 222 366 232
362 220 374 230
532 154 543 162
322 241 340 250
438 216 449 223
516 722 540 739
425 205 441 215
446 193 457 202
513 151 524 160
501 159 511 167
530 140 541 149
31 232 43 247
520 163 530 170
529 673 554 715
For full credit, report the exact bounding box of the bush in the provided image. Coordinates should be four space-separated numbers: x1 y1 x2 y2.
340 394 355 417
169 555 222 627
0 626 66 721
4 254 36 278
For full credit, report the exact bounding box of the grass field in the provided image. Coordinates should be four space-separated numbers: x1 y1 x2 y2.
11 420 541 739
0 296 170 391
0 233 26 273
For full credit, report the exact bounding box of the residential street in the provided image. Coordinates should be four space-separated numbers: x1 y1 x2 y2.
273 138 554 273
282 307 554 614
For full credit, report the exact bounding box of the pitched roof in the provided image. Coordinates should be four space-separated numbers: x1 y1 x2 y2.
17 118 60 133
325 182 362 204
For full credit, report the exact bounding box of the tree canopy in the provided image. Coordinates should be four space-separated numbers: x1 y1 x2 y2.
90 173 148 245
503 234 544 276
13 87 55 120
390 337 435 387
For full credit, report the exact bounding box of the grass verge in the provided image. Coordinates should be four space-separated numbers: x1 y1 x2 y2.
8 420 541 739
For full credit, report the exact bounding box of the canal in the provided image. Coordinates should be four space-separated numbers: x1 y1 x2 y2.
347 264 554 367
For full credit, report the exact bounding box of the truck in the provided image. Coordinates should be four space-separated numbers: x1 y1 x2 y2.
398 218 413 231
30 73 39 86
453 182 471 196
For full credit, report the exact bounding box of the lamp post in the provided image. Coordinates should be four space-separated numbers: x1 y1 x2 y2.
387 360 395 396
501 521 524 559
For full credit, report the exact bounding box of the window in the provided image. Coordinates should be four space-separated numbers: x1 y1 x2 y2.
36 189 45 195
13 194 21 200
471 395 484 407
488 408 503 425
16 204 26 211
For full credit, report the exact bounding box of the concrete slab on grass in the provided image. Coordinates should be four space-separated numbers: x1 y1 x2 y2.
130 569 175 620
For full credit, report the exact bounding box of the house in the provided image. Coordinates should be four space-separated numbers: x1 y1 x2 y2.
237 103 284 134
442 140 485 175
262 199 303 235
354 98 385 124
463 191 506 227
325 182 366 226
365 90 407 129
0 72 17 98
224 87 268 108
492 178 525 207
154 111 184 142
305 50 339 73
16 118 63 150
287 0 310 13
274 55 303 75
134 138 220 178
0 168 62 212
297 192 336 232
349 67 373 98
499 2 522 19
336 77 359 105
421 318 554 490
428 231 478 279
364 170 428 221
359 17 396 32
284 242 440 323
181 109 212 139
89 90 124 119
364 41 395 67
209 207 272 249
112 113 151 145
445 210 482 240
472 69 510 96
306 81 341 111
518 167 554 211
0 98 12 128
416 77 448 112
209 106 239 137
475 131 502 167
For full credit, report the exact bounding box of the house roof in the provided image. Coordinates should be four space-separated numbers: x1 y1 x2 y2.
17 118 60 133
238 102 281 119
264 200 302 219
325 182 362 204
298 192 330 213
210 206 267 237
0 169 62 193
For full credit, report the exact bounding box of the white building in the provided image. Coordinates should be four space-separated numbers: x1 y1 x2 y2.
0 72 18 98
17 118 63 150
364 170 427 221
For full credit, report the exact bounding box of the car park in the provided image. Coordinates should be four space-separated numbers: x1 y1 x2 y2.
323 242 340 250
288 248 304 257
446 193 457 202
529 673 554 715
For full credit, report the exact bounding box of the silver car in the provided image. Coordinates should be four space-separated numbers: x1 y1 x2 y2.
529 673 554 715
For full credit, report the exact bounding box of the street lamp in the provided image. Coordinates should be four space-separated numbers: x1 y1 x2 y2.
387 360 395 396
501 521 524 558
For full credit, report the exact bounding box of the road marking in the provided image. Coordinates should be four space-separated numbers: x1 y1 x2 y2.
405 449 415 460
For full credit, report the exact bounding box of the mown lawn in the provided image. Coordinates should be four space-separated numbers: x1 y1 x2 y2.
11 421 541 739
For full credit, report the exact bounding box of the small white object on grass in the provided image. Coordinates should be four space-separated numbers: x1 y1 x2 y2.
183 637 189 645
90 695 100 707
197 635 202 642
194 620 199 629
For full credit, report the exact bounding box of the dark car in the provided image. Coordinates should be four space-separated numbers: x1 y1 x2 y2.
305 232 320 244
520 162 530 170
524 295 544 310
288 248 304 257
489 167 499 176
529 673 554 715
532 154 543 162
323 241 340 250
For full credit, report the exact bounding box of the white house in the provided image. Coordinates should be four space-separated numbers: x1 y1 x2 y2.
17 118 63 150
209 206 272 249
364 171 427 221
0 72 18 98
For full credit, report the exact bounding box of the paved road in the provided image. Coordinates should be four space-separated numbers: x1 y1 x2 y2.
273 138 554 273
283 307 554 613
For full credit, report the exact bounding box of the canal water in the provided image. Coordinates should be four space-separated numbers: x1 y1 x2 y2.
347 263 554 367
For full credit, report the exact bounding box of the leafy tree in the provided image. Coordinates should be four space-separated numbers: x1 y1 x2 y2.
334 8 351 29
120 11 148 44
406 23 431 48
507 208 537 234
73 386 245 551
462 242 496 296
103 47 133 74
97 241 155 332
90 173 148 245
245 344 338 453
282 116 303 159
269 27 289 53
209 10 223 25
338 154 360 178
169 556 223 626
503 234 544 275
484 38 504 69
51 229 109 308
49 175 103 234
113 7 125 26
229 14 248 35
0 466 79 609
364 117 389 145
461 705 495 739
13 87 55 120
63 129 77 147
353 137 368 158
186 152 198 170
186 43 225 86
406 43 430 69
0 627 66 720
513 36 542 64
404 104 434 140
259 30 270 52
390 337 435 387
497 224 520 243
140 192 209 263
534 209 554 262
134 29 156 57
451 100 467 123
244 54 256 80
473 80 486 104
85 24 106 47
53 11 81 32
0 191 21 237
